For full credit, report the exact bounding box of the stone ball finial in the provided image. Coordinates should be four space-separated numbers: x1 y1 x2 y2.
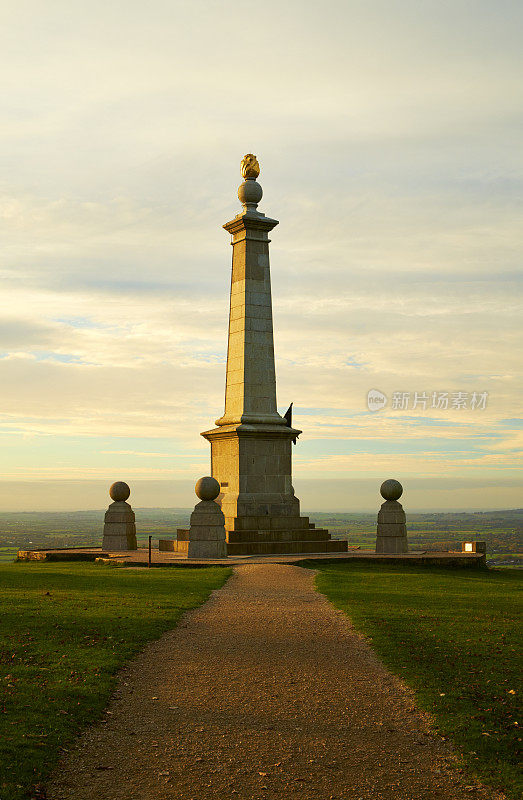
380 479 403 501
238 179 263 208
109 481 131 502
195 476 220 502
238 154 262 211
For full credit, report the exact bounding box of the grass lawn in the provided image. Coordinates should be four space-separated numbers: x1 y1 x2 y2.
311 561 522 800
0 548 18 563
0 561 231 800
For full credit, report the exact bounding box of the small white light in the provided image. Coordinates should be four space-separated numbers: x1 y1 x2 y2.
464 542 473 552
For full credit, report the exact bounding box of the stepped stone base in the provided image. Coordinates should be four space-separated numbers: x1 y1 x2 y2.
178 516 347 556
223 515 348 556
227 538 347 556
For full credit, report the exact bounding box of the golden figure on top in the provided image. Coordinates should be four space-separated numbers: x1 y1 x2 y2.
241 154 260 180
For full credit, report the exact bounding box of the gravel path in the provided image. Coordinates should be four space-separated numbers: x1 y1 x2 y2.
47 564 500 800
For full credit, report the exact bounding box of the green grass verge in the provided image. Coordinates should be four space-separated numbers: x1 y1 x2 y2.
309 561 521 799
0 562 231 800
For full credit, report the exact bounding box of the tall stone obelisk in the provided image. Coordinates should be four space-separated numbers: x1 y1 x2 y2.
201 155 347 556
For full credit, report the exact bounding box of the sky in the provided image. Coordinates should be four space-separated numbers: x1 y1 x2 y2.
0 0 521 511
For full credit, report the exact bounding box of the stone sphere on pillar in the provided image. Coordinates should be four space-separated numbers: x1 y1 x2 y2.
195 476 221 502
109 481 131 502
238 180 263 207
380 479 403 501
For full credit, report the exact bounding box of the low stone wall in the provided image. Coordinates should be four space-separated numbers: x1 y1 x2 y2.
17 550 48 561
16 548 486 568
17 549 108 562
294 553 487 569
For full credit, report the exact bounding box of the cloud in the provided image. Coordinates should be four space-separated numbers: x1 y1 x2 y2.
0 1 521 509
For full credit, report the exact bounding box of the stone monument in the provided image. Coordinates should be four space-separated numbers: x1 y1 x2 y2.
200 155 347 556
188 477 227 559
375 479 408 554
102 481 137 551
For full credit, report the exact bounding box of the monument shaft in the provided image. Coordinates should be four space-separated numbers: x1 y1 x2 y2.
201 155 347 556
202 209 300 527
218 212 280 427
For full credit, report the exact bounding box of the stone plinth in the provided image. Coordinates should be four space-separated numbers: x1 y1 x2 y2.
188 477 227 559
375 479 408 554
102 482 137 551
202 423 300 524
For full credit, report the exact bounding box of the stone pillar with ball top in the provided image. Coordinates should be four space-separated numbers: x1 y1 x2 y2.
188 477 227 559
102 482 137 551
375 479 408 554
200 155 347 556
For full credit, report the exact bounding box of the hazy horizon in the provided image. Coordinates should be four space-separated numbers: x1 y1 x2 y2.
0 478 520 515
1 1 521 511
2 506 519 515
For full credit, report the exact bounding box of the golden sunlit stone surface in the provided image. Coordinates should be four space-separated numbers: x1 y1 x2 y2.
240 153 260 180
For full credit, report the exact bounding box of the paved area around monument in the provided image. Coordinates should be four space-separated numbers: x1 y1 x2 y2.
17 545 485 568
46 564 499 800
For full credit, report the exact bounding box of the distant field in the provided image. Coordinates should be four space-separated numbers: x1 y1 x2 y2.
311 508 521 550
0 508 520 566
312 561 522 800
0 509 194 551
0 562 231 800
309 510 522 567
